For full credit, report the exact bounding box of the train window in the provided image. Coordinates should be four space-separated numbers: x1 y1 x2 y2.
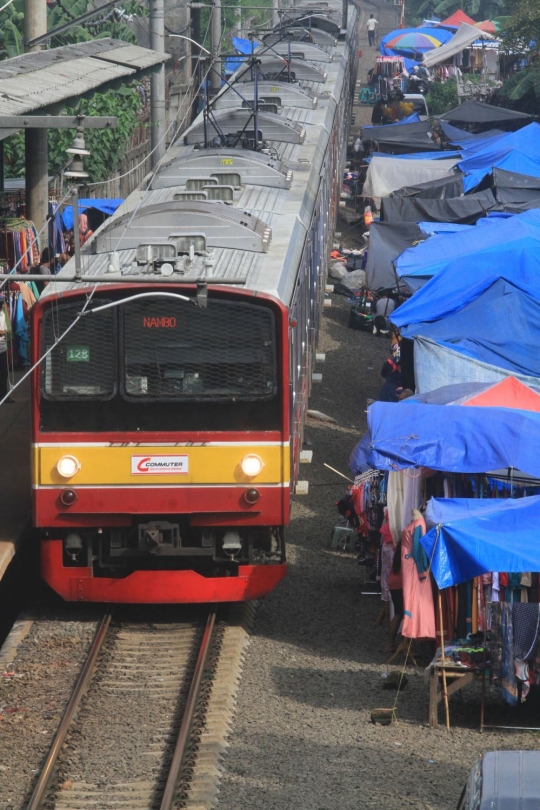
120 298 277 401
41 302 116 400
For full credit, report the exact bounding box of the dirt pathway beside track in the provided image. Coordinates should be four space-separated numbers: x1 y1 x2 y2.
216 5 540 809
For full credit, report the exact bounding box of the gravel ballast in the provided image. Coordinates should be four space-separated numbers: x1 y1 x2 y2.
216 5 540 808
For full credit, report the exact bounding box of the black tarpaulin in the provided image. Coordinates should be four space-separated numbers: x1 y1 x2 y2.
380 188 497 224
493 167 540 190
496 187 540 204
361 121 441 150
365 222 427 290
391 174 464 200
440 121 506 143
440 101 532 125
498 198 540 213
361 121 431 141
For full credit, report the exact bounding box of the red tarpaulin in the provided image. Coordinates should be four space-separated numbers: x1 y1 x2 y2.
440 9 476 26
462 376 540 412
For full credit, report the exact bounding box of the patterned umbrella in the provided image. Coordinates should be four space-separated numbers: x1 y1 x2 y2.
474 20 501 34
385 31 444 52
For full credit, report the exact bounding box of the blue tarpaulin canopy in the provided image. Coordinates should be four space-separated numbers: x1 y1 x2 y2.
458 123 540 191
394 215 499 292
440 121 505 144
403 279 540 378
350 400 540 478
62 198 123 230
231 36 260 53
421 496 540 589
391 209 540 329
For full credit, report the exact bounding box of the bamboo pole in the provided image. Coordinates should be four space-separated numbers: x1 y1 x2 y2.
438 589 451 730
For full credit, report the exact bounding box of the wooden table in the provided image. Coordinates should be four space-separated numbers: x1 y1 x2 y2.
428 663 479 728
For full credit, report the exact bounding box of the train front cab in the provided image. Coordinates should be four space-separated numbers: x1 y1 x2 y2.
32 285 289 603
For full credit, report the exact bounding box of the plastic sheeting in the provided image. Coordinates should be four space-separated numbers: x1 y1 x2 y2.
422 496 540 589
381 188 496 224
441 121 505 143
361 120 440 151
494 167 540 190
416 222 472 234
62 198 123 230
413 336 540 394
365 222 426 289
407 279 540 378
363 156 459 197
391 174 464 200
423 23 495 69
393 213 501 291
350 400 540 478
439 100 532 125
458 123 540 188
232 36 260 53
390 210 540 328
369 151 462 162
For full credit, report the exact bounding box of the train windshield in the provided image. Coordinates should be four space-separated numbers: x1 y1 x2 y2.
122 298 276 401
39 295 280 432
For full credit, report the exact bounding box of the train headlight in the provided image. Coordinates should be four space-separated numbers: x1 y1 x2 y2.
240 454 264 477
56 455 81 478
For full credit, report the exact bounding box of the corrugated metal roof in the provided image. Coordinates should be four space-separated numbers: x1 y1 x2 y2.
0 39 169 119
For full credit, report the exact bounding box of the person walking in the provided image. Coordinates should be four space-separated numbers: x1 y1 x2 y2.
366 14 378 47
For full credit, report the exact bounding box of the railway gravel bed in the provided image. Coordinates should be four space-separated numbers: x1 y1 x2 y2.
0 616 99 810
0 605 254 810
216 4 540 809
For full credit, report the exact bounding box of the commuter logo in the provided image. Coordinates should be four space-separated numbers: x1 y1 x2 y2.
131 455 189 475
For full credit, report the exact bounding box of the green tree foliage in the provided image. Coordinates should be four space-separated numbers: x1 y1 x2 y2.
0 0 148 182
500 0 540 56
425 77 459 114
4 86 143 182
406 0 511 26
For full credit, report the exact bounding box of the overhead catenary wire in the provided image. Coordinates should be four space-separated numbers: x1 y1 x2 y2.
0 54 214 410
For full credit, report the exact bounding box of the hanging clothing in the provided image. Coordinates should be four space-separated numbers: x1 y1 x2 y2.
387 470 406 545
501 602 518 707
401 515 435 639
380 510 393 603
513 603 540 661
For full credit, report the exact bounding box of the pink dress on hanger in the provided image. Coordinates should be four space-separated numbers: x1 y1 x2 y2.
401 515 436 639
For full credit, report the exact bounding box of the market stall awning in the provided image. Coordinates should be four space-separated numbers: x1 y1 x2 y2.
422 495 540 589
408 279 540 378
390 209 540 329
381 188 496 227
351 396 540 478
363 155 459 197
439 100 532 125
440 10 476 27
62 198 124 230
365 222 426 289
423 23 495 68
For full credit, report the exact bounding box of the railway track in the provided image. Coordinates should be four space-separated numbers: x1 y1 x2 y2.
25 605 254 810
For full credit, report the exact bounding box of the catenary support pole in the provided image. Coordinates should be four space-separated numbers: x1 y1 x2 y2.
272 0 279 28
191 4 202 122
24 0 49 246
342 0 347 32
150 0 166 166
210 1 222 93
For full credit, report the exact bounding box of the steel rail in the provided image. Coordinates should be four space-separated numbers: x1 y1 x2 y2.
160 609 217 810
26 613 113 810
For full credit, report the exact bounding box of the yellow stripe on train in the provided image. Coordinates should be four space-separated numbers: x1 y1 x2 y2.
35 445 287 486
